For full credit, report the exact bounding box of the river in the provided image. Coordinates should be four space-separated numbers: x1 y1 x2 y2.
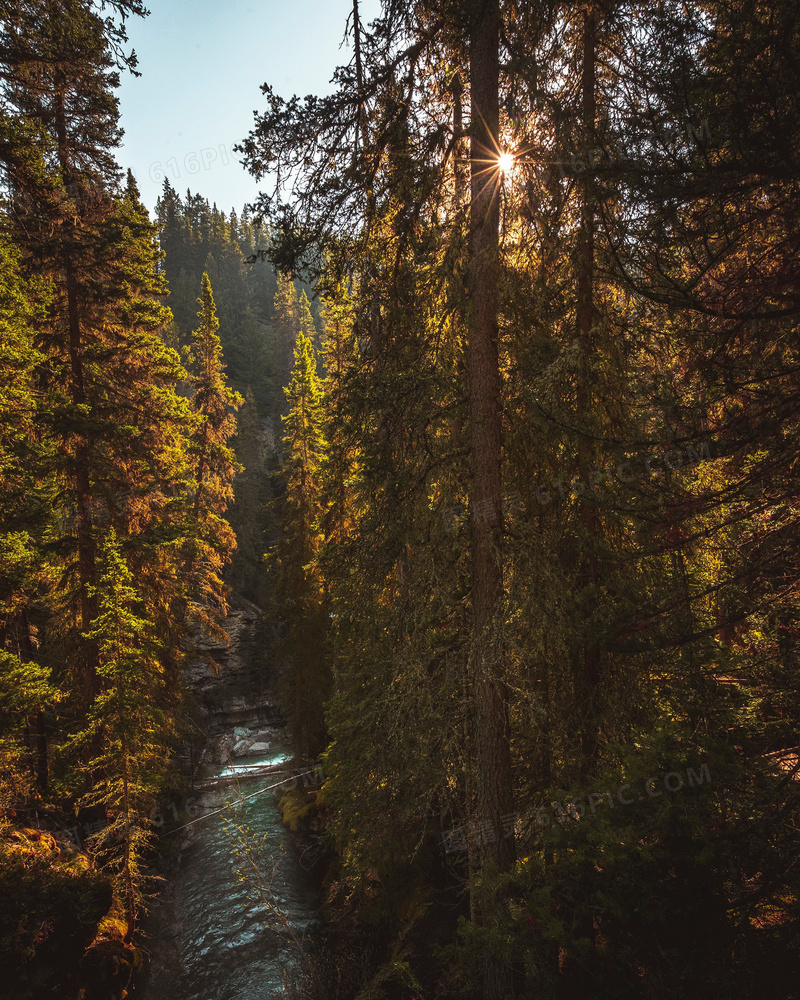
137 735 320 1000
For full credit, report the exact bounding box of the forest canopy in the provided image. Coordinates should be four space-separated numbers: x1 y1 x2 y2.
1 0 800 998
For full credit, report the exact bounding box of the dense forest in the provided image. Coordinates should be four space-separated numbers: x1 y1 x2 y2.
1 0 800 998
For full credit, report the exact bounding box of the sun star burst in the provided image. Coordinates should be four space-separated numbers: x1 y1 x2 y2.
498 152 515 175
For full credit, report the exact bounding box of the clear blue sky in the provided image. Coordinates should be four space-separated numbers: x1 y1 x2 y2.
117 0 382 215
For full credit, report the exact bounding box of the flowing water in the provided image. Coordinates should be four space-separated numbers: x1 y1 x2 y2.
138 736 320 1000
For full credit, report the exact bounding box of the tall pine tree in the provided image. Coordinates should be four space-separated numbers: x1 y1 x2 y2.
272 331 329 761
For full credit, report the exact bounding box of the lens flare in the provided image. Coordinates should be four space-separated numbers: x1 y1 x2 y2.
498 152 515 175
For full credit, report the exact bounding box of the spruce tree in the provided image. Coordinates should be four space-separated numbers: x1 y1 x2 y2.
81 529 168 941
0 234 56 797
229 386 271 603
297 287 319 352
184 272 242 642
273 331 329 761
272 272 302 391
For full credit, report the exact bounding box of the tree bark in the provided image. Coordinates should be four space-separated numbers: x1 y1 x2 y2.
563 11 601 990
20 615 48 791
468 1 515 994
575 7 601 769
55 81 99 712
352 0 364 149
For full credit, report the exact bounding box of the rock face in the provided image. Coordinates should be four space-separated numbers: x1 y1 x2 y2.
183 593 283 737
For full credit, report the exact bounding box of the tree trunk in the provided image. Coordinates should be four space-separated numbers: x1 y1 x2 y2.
121 741 136 943
55 81 99 711
450 68 467 452
563 12 600 991
352 0 364 151
575 8 601 770
468 1 515 995
20 615 48 791
67 268 100 710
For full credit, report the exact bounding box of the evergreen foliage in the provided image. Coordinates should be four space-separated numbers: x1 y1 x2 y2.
239 0 800 996
2 0 800 996
80 529 169 939
183 271 242 642
0 2 242 981
271 331 330 761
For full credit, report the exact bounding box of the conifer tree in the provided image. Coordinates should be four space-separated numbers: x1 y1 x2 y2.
228 307 276 412
0 235 56 796
297 287 319 352
184 272 242 641
1 1 193 713
0 0 258 979
272 273 302 390
7 0 124 714
229 386 271 603
154 186 280 414
318 281 358 551
273 331 330 761
240 5 522 992
81 529 168 941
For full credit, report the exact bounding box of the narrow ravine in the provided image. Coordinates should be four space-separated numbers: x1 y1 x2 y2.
138 735 320 1000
